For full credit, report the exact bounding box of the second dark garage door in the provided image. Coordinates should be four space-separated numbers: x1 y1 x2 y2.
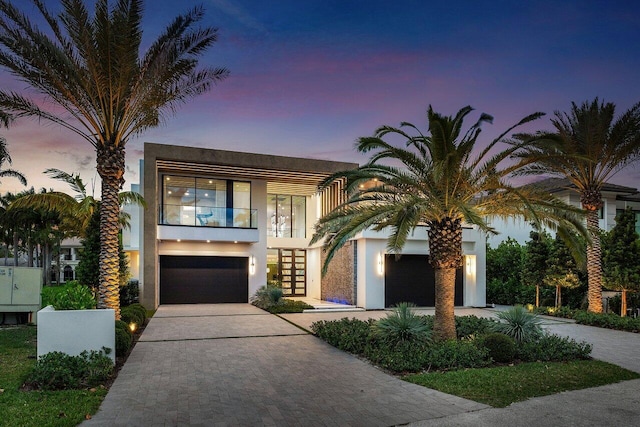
160 255 248 304
385 254 463 307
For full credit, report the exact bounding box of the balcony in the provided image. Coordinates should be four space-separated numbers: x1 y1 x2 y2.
160 205 257 229
158 205 259 243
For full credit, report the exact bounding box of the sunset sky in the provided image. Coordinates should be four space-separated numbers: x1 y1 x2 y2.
1 0 639 195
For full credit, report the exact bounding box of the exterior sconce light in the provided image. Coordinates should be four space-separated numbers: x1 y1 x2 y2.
249 256 256 275
465 255 476 276
377 252 384 276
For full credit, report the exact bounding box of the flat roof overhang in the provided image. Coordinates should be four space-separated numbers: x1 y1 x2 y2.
146 142 358 189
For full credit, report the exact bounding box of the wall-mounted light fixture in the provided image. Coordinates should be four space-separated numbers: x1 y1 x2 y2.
465 255 476 276
377 252 384 276
249 256 256 275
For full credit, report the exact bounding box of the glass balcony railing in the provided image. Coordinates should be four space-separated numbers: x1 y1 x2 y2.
160 205 257 229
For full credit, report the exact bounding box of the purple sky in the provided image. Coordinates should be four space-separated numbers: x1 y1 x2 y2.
1 0 640 195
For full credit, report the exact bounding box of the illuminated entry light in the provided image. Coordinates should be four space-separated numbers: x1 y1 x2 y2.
377 252 384 276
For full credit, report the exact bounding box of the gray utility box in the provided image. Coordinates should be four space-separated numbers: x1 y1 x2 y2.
0 267 42 324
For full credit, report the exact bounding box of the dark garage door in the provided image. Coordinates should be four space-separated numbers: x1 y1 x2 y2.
385 254 463 307
160 255 248 304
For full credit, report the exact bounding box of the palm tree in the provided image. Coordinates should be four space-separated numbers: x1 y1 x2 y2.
0 0 228 317
513 99 640 313
9 168 144 286
0 136 26 188
311 106 586 340
10 168 145 236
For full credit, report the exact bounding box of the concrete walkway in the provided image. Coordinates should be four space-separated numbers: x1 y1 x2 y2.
84 304 486 426
85 305 640 426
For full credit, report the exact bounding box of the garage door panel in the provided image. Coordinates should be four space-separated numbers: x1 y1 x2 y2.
160 256 248 304
385 254 463 308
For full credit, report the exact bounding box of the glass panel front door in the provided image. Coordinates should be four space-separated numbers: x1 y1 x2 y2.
266 248 306 296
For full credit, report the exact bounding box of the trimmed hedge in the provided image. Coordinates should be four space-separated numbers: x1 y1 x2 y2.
573 311 640 332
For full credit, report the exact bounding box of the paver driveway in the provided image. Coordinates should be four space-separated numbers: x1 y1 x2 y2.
84 304 486 426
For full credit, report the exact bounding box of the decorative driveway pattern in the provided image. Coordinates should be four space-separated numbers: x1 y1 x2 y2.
85 304 487 426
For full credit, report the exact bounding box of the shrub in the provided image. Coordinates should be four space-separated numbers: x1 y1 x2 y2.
478 333 516 363
266 299 313 313
372 303 432 346
364 338 490 373
120 306 144 326
491 306 543 343
251 284 284 310
26 349 113 390
423 339 491 371
120 280 140 306
516 334 592 362
364 340 430 372
115 327 132 356
126 303 148 323
455 315 494 339
573 310 640 332
42 281 97 310
115 319 132 334
311 318 373 354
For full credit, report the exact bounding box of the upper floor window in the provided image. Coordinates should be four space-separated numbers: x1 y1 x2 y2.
267 194 306 238
161 175 255 228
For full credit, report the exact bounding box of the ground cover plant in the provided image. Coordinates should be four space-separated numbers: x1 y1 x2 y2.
404 360 640 407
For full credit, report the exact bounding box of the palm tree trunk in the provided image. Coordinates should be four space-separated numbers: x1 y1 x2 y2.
428 217 463 341
585 209 603 313
97 144 125 319
621 289 627 317
27 236 33 267
434 267 457 339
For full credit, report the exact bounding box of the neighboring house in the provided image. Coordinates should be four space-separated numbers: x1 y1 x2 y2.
135 142 487 310
487 178 640 246
50 238 81 283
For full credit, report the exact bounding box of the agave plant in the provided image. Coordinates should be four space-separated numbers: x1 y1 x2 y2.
250 284 284 310
372 302 432 346
491 306 543 343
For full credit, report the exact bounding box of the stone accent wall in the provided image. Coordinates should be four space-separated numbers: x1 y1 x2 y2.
321 242 356 305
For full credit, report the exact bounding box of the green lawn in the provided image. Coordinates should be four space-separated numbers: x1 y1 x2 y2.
404 360 640 407
0 326 107 427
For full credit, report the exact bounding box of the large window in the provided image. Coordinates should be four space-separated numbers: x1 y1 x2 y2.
161 175 255 228
267 194 306 238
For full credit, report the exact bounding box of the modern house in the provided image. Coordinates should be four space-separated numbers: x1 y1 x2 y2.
136 142 487 310
487 178 640 246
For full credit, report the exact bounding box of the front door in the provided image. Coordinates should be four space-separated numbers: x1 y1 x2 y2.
267 249 306 296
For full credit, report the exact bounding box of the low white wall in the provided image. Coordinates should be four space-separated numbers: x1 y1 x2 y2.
37 306 115 364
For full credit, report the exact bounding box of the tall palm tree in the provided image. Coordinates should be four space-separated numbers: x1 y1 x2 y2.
0 0 228 317
513 99 640 313
311 106 586 340
0 136 26 188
